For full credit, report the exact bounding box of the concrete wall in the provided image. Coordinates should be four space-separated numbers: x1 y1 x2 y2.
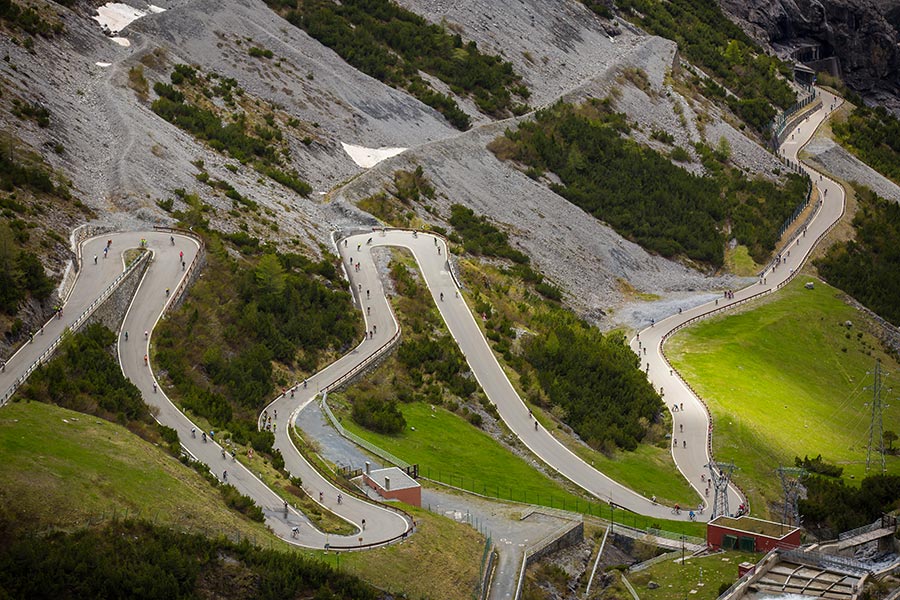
526 520 584 566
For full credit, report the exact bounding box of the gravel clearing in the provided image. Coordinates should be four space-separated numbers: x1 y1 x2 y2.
803 136 900 203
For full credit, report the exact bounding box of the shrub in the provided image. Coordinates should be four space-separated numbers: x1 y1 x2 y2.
248 46 274 59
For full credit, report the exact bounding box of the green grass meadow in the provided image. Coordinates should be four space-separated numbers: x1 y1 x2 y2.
337 400 705 536
667 276 900 514
0 400 272 542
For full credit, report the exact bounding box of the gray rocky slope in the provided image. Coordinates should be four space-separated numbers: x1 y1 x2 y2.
1 0 796 327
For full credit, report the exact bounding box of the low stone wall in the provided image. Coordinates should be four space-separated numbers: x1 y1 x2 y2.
81 255 150 334
776 99 823 148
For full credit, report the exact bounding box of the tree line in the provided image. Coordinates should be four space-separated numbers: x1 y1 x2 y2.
0 519 377 600
0 222 54 315
493 100 807 267
815 185 900 327
800 474 900 538
266 0 529 129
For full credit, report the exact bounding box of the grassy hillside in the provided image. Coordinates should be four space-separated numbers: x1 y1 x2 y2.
0 400 271 541
666 276 900 514
0 400 487 599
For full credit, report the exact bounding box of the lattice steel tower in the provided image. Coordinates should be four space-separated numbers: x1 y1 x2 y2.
706 462 738 519
867 359 886 474
776 466 807 527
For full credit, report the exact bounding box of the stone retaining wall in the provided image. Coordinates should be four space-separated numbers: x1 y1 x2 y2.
81 255 150 334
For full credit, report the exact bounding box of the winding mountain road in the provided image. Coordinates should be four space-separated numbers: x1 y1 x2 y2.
0 87 847 548
630 88 845 515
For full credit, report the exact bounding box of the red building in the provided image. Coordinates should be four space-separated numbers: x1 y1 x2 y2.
707 516 801 552
362 466 421 507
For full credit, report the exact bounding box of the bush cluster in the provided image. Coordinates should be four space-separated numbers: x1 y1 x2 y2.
815 186 900 326
449 204 528 264
495 100 808 266
447 203 562 299
0 520 377 599
267 0 528 129
794 454 843 478
0 0 63 36
151 67 311 197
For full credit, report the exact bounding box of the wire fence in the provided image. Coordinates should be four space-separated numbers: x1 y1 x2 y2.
320 394 410 469
770 86 818 147
476 536 494 600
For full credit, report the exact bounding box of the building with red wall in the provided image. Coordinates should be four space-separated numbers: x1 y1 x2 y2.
362 466 421 507
707 516 801 552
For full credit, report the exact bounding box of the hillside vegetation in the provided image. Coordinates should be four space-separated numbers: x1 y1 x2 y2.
266 0 529 129
0 519 376 600
0 134 89 339
616 0 796 132
491 99 808 267
800 474 900 538
151 64 312 198
816 185 900 326
155 227 359 471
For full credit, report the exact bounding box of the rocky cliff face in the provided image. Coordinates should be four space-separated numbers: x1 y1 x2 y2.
719 0 900 104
